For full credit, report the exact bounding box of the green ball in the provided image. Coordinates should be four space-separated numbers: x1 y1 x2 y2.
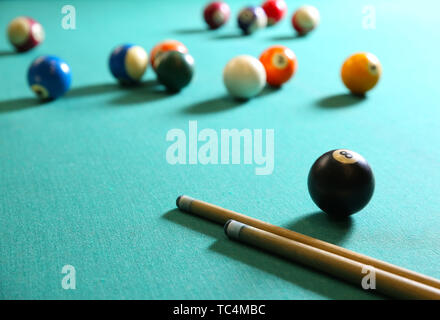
155 51 195 92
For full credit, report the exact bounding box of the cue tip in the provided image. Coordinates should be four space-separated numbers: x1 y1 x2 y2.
176 195 183 208
176 195 194 211
224 219 233 235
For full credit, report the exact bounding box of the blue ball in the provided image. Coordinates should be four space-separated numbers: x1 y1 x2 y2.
238 6 267 35
27 55 72 100
109 44 148 84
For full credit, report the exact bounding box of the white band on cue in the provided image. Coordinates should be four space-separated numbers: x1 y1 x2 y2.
224 220 247 240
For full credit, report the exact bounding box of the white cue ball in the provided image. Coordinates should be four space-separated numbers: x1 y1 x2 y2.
223 55 266 99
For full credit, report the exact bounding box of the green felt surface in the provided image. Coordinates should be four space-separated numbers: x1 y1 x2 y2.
1 0 440 300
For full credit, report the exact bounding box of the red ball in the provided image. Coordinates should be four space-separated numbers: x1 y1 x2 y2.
7 16 45 52
262 0 287 26
203 2 231 29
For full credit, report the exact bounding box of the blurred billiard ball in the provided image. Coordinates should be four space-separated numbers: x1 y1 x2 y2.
109 44 148 84
237 6 267 35
7 16 44 52
27 55 72 100
341 52 382 95
155 51 195 92
291 5 320 35
203 1 231 29
259 45 297 87
150 40 188 72
223 55 266 99
262 0 287 26
308 149 375 217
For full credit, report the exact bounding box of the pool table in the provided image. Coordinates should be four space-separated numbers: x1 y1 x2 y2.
1 0 439 300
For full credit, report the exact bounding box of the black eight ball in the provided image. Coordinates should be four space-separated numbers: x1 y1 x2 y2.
307 149 375 217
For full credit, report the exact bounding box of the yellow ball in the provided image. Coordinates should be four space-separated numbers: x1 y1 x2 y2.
341 52 382 95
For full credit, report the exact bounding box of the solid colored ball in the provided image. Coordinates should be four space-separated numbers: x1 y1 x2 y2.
109 44 148 84
203 2 231 29
308 149 375 217
237 6 267 35
27 55 72 100
262 0 287 26
150 40 188 72
259 45 297 87
341 52 382 95
8 16 44 52
223 55 266 99
155 51 195 92
292 5 320 35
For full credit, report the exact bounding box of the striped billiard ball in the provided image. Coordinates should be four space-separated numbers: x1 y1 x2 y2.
27 55 72 100
237 6 267 35
7 16 44 52
292 5 320 35
203 2 231 29
109 44 148 84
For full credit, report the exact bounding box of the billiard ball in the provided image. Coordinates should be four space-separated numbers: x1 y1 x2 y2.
203 1 231 29
223 55 266 99
150 40 188 72
259 45 297 87
237 6 267 35
308 149 375 217
292 5 320 35
262 0 287 26
341 52 382 95
109 44 148 84
7 16 44 52
27 55 72 100
155 51 195 92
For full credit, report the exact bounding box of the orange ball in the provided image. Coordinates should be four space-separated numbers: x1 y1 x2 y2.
259 45 297 87
341 52 382 95
150 40 188 71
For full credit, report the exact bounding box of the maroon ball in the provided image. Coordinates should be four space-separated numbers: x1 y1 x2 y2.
203 2 231 29
7 16 45 52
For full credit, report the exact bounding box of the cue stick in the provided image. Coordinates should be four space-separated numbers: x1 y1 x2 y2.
224 220 440 300
176 195 440 290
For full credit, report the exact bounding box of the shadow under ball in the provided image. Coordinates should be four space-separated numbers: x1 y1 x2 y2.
308 149 375 217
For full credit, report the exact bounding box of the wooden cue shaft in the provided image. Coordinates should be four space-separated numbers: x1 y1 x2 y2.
224 220 440 300
176 195 440 290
